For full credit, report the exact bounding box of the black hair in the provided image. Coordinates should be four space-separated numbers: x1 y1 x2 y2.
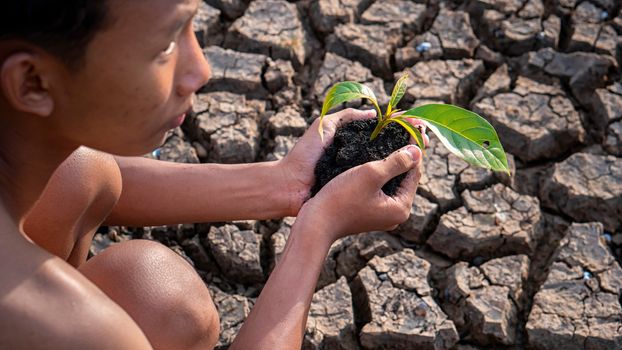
0 0 110 69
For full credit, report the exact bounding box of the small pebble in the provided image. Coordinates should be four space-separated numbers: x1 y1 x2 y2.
151 148 162 158
416 42 431 53
192 141 208 159
537 31 545 40
583 271 592 280
414 303 427 317
600 11 608 20
603 232 612 242
108 228 120 241
378 273 389 281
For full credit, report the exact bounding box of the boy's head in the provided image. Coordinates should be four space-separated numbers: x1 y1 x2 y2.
0 0 211 156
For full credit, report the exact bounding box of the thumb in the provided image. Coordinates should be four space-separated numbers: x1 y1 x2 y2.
371 145 422 187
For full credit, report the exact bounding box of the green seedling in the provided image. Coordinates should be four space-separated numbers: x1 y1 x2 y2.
318 74 510 174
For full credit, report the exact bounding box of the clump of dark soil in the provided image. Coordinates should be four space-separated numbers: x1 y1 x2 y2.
311 119 410 197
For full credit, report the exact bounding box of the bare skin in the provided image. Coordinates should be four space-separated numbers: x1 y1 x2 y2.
0 0 426 349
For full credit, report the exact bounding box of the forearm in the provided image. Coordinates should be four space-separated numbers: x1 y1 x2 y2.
229 213 334 350
105 156 296 226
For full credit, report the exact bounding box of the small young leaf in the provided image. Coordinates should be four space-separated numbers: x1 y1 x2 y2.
403 104 510 173
387 74 409 116
318 81 379 139
389 117 426 152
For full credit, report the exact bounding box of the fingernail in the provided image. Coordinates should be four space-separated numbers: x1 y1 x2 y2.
405 145 421 163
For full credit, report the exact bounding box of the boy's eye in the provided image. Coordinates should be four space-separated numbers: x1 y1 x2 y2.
162 41 176 56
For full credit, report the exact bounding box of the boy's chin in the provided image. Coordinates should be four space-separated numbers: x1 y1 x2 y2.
80 129 170 157
86 140 167 158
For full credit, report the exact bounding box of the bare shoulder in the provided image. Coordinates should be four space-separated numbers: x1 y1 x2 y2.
0 236 152 349
53 146 122 200
32 146 122 212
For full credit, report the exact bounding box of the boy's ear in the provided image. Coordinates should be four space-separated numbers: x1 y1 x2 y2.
1 52 54 117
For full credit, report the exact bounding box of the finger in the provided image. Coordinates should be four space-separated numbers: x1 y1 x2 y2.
419 128 429 148
315 108 376 145
393 163 422 206
331 108 376 128
405 118 429 148
368 145 422 187
393 111 405 117
313 108 375 130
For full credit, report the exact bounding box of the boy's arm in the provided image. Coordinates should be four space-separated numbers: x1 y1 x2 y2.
230 144 423 349
105 158 296 226
105 108 377 226
229 213 334 349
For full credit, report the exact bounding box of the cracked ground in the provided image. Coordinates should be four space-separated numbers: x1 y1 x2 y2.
90 0 622 349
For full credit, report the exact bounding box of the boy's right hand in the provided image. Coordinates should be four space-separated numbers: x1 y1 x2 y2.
297 145 423 243
230 143 423 350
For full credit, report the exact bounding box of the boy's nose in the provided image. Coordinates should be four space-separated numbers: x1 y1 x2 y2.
176 33 212 97
192 54 212 90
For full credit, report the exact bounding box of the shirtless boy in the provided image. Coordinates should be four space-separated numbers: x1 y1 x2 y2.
0 0 424 349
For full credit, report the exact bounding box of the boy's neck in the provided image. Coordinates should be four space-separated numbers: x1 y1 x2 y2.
0 118 77 227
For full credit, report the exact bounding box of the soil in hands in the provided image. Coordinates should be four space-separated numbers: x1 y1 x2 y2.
311 119 410 197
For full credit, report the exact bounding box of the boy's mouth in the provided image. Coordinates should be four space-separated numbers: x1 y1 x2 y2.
169 113 186 129
168 106 192 129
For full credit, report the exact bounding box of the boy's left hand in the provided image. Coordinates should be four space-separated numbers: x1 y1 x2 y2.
278 108 376 216
278 108 431 217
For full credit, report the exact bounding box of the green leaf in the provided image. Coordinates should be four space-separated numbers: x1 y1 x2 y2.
387 74 408 116
318 81 379 139
403 104 510 173
388 117 426 152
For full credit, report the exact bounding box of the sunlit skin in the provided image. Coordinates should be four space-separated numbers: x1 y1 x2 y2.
0 0 426 349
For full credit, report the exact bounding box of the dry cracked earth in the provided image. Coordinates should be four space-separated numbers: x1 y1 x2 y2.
90 0 622 349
